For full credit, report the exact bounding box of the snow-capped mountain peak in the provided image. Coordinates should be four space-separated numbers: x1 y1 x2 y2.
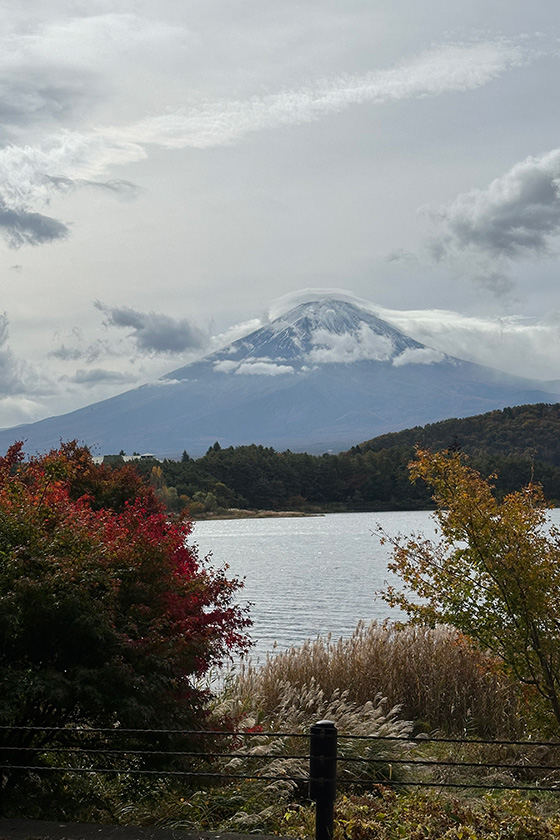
170 298 441 378
258 299 427 361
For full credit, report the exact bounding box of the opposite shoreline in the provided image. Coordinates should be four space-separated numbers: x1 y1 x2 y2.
192 507 323 520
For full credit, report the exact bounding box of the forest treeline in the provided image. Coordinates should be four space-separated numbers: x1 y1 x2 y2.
121 402 560 514
361 402 560 463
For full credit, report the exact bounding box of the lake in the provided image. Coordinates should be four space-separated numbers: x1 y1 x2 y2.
192 510 439 662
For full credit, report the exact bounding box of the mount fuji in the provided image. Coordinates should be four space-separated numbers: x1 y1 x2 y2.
1 299 559 458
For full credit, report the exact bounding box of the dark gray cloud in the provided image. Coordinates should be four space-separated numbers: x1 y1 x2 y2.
48 337 110 363
431 149 560 260
0 176 138 251
0 176 138 250
94 302 208 354
0 153 140 248
48 344 86 361
45 175 139 200
67 368 136 386
84 179 139 200
0 201 69 248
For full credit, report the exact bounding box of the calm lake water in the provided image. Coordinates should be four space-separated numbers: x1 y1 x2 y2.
194 508 560 663
192 511 438 662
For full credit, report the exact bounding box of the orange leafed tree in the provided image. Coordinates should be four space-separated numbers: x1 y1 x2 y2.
381 448 560 731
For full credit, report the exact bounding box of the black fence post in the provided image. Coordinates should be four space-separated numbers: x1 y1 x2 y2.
309 720 337 840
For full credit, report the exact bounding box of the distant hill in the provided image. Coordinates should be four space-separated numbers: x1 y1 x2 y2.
359 403 560 466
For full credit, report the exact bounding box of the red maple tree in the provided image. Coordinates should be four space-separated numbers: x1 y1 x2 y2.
0 441 251 741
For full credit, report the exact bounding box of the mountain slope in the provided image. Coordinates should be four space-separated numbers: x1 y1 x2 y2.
0 299 558 458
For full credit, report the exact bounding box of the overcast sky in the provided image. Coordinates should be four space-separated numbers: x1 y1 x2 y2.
2 0 560 428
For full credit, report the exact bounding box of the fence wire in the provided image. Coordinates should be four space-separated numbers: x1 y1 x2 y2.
3 724 560 793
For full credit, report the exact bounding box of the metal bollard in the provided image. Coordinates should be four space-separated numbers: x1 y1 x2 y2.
309 720 337 840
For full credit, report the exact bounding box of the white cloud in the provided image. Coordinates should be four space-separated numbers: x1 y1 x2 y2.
214 359 241 373
0 395 46 429
235 360 295 375
266 288 375 322
213 355 295 375
112 39 527 151
210 319 264 351
146 378 182 387
14 13 189 72
0 133 144 207
308 324 394 364
0 314 26 395
0 312 52 399
0 312 65 427
392 347 446 367
376 305 560 381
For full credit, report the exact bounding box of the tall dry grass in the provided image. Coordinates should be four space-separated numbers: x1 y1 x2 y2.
229 621 528 737
211 678 415 831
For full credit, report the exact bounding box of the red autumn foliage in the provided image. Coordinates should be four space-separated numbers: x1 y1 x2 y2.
0 441 251 735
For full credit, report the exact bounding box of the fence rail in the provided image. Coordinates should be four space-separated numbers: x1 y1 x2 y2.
3 722 560 840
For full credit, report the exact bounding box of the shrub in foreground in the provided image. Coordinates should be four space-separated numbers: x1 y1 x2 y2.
312 790 560 840
0 441 250 795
